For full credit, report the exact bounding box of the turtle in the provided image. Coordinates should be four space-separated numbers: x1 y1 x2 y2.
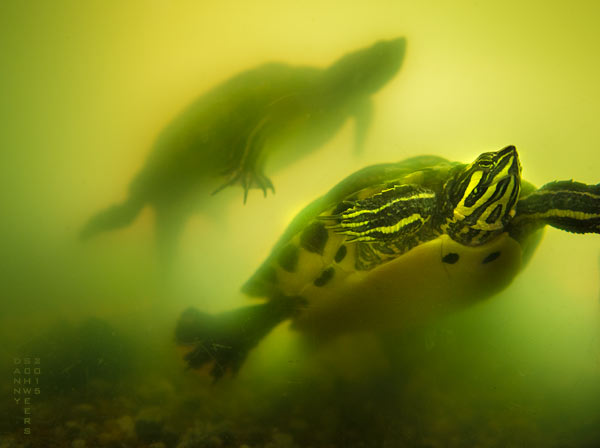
175 145 600 379
79 37 406 267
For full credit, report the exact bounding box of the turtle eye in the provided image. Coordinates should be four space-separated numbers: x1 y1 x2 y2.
477 159 493 169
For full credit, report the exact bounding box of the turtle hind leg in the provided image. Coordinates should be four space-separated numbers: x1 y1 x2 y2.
175 296 303 380
154 205 187 276
80 196 144 240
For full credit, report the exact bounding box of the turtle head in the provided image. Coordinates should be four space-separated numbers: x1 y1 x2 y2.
446 145 522 245
324 37 406 95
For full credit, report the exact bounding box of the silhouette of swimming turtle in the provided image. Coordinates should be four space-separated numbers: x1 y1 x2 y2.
81 37 407 267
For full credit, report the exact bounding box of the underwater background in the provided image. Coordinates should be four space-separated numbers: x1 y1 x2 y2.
1 0 600 447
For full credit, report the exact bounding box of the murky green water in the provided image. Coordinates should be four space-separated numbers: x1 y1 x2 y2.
2 1 600 447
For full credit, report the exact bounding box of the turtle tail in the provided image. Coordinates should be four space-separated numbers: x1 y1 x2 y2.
80 196 144 240
175 296 303 380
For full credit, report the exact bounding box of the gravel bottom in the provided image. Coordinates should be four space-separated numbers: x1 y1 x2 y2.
4 360 599 448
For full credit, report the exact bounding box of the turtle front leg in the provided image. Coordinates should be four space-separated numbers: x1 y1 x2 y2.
509 180 600 240
322 184 437 243
212 115 276 203
351 98 373 156
176 296 303 380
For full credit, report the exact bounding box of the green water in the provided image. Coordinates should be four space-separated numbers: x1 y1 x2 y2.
1 1 600 447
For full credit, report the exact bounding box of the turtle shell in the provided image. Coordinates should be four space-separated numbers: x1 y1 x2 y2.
244 155 453 296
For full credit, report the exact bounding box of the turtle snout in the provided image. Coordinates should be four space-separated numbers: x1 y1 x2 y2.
496 145 521 177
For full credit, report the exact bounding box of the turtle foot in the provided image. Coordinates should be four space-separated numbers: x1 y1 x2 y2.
211 167 275 203
176 300 297 381
176 307 247 380
183 340 245 381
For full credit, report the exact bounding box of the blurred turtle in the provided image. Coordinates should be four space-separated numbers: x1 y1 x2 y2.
81 37 407 266
175 145 600 379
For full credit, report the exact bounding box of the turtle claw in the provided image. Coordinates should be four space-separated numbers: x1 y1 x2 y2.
243 183 250 205
265 176 275 195
211 172 239 196
212 167 275 203
254 172 276 198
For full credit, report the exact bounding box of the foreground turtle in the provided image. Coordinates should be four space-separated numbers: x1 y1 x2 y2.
80 37 406 267
176 145 600 379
